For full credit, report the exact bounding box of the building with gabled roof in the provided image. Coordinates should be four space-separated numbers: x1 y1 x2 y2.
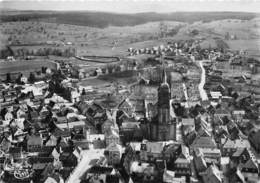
27 134 43 151
190 136 217 152
232 148 255 164
248 129 260 153
221 138 236 157
174 145 191 177
202 164 223 183
105 142 123 165
229 168 246 183
194 153 207 174
241 158 259 174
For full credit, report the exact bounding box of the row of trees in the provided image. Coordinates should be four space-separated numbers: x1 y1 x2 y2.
48 70 72 102
17 47 76 57
0 46 14 59
4 66 50 84
0 47 76 59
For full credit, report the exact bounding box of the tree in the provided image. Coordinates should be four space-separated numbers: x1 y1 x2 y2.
6 73 11 83
107 66 113 74
28 72 36 84
115 65 121 72
101 68 107 74
93 70 98 76
15 73 23 84
190 29 199 36
225 32 230 40
0 108 8 119
41 67 47 74
81 88 86 95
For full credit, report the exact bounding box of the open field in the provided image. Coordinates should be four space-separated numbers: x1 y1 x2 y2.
79 78 111 87
1 11 257 28
226 39 260 51
0 60 57 79
79 76 135 89
0 11 259 62
79 70 138 88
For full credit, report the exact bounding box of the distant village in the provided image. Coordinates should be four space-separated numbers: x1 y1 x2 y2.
0 37 260 183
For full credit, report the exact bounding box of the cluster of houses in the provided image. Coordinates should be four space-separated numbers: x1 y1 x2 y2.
127 41 194 57
76 63 260 183
127 39 218 59
0 78 91 182
0 35 260 183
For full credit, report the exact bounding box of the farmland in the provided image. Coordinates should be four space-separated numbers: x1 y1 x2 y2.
1 12 260 59
0 11 259 79
0 11 257 28
226 39 260 51
0 59 57 79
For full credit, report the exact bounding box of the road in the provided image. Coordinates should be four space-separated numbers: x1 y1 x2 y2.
198 61 208 101
182 83 189 108
66 148 105 183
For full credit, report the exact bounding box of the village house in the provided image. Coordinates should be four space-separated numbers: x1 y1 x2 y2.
105 142 123 165
197 147 221 163
59 149 78 168
181 118 195 136
248 129 260 153
28 156 54 173
81 166 122 183
130 161 156 182
221 138 237 157
123 142 141 174
229 168 246 183
27 133 43 152
193 150 207 175
56 120 86 139
202 164 223 183
140 141 165 162
173 145 191 178
231 148 255 165
105 128 120 146
190 136 217 152
120 121 143 143
9 147 22 160
221 138 250 157
240 158 259 182
163 168 186 183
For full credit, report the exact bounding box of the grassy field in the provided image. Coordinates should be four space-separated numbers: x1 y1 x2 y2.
79 70 137 88
79 78 111 87
0 11 259 73
226 39 260 51
0 60 57 78
1 11 257 28
1 16 259 57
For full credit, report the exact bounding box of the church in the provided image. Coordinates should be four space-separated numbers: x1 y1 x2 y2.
150 70 177 141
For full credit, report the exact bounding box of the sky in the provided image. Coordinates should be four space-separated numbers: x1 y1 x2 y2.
1 0 260 13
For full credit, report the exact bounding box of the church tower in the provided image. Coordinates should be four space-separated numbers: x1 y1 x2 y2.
158 69 170 124
150 69 177 141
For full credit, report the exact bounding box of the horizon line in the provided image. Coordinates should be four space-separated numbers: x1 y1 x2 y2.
1 9 260 14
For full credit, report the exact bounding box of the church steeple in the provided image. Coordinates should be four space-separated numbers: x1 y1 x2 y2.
150 66 176 141
158 69 170 105
162 68 167 84
158 69 170 125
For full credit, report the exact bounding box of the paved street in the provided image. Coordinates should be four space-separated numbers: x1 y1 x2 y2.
66 148 105 183
198 61 208 101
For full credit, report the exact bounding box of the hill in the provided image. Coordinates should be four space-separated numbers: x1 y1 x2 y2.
0 11 258 28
